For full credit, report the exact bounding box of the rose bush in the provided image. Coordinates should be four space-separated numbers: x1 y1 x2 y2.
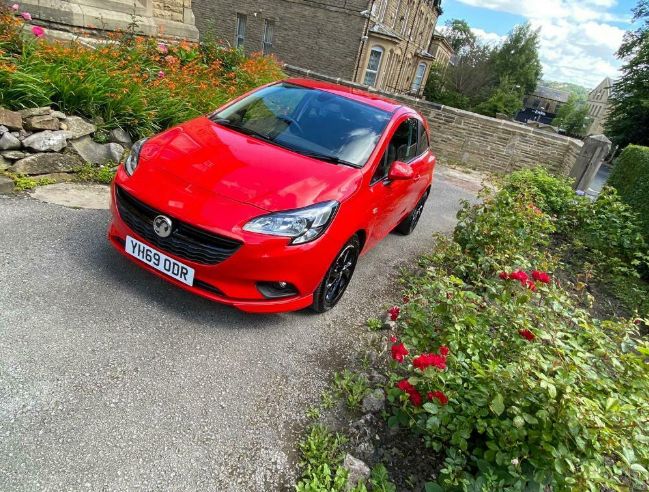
386 169 649 490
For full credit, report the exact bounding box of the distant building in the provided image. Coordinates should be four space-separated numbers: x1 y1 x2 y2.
192 0 453 97
516 86 571 125
586 77 612 135
428 30 454 68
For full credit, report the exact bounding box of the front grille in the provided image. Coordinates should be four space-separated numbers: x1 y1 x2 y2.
115 186 242 265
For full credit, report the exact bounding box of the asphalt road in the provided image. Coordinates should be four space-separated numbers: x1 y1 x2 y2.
0 167 478 491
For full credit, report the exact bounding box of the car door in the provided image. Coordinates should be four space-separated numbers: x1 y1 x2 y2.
405 119 434 208
365 117 420 246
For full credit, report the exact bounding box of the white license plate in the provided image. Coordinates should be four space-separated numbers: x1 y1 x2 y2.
125 235 195 286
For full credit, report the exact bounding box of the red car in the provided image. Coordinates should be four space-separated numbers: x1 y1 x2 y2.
108 79 436 313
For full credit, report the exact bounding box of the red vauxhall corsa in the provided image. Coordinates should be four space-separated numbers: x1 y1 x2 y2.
108 78 436 313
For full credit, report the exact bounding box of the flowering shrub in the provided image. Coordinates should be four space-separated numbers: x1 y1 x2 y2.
386 170 649 490
0 5 284 137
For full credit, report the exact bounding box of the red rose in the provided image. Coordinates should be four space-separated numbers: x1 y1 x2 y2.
397 379 423 406
413 353 446 371
427 390 448 405
519 329 535 341
509 270 529 283
499 271 509 280
526 280 537 291
409 390 423 406
389 335 397 343
391 342 409 363
396 378 414 392
388 306 400 321
439 345 449 356
532 271 551 284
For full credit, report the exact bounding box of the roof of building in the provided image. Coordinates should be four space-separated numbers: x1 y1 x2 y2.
589 77 613 96
531 86 571 103
369 23 402 41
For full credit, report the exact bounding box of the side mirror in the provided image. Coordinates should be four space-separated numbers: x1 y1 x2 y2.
387 160 414 181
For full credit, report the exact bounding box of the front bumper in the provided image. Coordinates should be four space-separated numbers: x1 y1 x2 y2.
107 183 330 314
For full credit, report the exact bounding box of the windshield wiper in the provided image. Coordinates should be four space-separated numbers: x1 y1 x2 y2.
212 117 275 143
301 151 358 168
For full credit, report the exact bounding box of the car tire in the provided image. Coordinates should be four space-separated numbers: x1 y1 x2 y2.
395 190 429 236
311 235 360 313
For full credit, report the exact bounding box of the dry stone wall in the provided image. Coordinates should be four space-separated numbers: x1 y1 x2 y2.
0 106 131 194
284 65 584 176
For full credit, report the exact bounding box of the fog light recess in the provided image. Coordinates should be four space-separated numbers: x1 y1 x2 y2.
257 281 298 299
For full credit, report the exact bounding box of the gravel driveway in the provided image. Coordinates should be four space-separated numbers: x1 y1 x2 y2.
0 167 478 491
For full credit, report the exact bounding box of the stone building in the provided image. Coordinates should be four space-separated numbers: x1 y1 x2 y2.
586 77 612 136
517 86 571 125
191 0 452 96
12 0 199 40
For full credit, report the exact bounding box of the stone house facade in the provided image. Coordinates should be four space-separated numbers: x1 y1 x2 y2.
517 86 570 125
586 77 612 136
10 0 199 40
192 0 452 97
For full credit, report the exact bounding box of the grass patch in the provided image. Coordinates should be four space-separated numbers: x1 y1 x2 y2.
332 370 369 411
2 171 55 191
295 425 352 492
73 164 116 184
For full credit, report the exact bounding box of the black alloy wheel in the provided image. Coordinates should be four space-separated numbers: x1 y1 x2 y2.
396 190 429 235
311 235 360 313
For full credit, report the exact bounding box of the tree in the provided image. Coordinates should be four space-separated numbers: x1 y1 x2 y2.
552 95 590 136
424 44 495 110
474 78 524 118
606 0 649 147
444 19 477 54
492 23 543 95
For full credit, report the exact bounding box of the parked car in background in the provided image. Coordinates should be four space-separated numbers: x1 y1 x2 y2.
108 79 436 313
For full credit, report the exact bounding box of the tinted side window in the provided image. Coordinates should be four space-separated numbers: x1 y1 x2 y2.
417 120 429 155
371 118 420 184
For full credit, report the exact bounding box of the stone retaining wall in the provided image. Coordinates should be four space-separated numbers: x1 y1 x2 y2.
284 65 584 176
1 106 131 193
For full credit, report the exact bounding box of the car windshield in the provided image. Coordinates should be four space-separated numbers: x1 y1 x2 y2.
211 82 392 167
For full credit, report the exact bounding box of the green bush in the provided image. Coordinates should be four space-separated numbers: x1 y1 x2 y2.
387 169 649 490
609 145 649 243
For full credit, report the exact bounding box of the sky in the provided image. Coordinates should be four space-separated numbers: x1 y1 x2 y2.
439 0 638 89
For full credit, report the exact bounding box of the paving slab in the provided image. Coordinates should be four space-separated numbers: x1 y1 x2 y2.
30 182 110 209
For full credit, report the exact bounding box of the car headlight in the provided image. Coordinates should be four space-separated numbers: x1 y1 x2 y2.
243 201 339 244
124 138 149 176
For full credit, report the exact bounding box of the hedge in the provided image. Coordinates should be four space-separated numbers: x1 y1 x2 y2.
608 145 649 241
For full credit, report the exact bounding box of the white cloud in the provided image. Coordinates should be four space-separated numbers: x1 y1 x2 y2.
454 0 629 87
470 27 506 45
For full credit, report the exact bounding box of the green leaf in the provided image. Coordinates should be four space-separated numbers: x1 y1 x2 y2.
423 402 439 414
424 482 444 492
490 394 505 416
630 463 648 475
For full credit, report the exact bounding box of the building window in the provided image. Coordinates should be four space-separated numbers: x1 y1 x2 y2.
235 13 246 48
363 46 384 87
262 19 274 55
410 62 427 93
